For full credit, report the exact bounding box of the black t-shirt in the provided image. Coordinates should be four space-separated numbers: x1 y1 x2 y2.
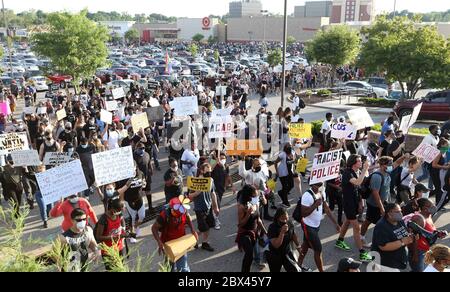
372 217 409 270
27 119 39 139
123 170 145 210
387 140 402 161
380 140 391 157
164 169 183 202
58 130 77 145
36 132 45 151
342 169 360 207
121 135 142 148
211 164 229 195
268 221 295 256
82 124 98 139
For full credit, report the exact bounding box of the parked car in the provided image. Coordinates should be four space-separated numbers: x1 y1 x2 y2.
28 76 49 92
393 90 450 121
367 77 389 90
105 79 135 95
112 68 131 79
339 81 389 98
47 74 73 88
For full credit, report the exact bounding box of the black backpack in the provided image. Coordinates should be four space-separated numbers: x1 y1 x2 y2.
299 98 306 109
292 190 315 223
360 172 384 200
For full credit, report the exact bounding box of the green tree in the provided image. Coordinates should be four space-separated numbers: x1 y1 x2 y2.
306 25 360 85
214 49 220 62
192 33 205 43
110 32 123 44
208 35 218 45
359 16 450 99
124 28 140 44
189 44 199 57
287 36 296 46
267 48 282 68
30 10 109 91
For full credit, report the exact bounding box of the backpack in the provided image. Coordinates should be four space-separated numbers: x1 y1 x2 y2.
292 190 315 223
299 98 306 109
360 172 384 200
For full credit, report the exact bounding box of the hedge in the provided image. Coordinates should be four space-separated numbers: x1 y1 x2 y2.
359 98 396 107
372 124 429 135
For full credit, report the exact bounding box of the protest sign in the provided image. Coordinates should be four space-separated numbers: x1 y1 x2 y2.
209 116 233 139
112 87 126 99
100 109 113 125
412 143 441 164
37 107 47 115
211 107 233 118
149 97 160 107
11 150 41 167
215 86 227 96
92 146 135 186
23 107 35 115
187 177 212 192
169 96 199 116
226 139 263 156
296 158 309 173
131 113 150 133
105 100 118 112
310 150 343 185
347 108 375 130
0 102 11 115
167 117 191 139
145 106 165 123
43 152 72 166
0 132 29 155
399 114 412 134
56 109 67 121
331 123 357 140
289 123 312 139
36 160 88 205
408 103 423 129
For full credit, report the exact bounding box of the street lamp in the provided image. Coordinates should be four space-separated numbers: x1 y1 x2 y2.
393 0 397 17
1 0 13 78
281 0 288 108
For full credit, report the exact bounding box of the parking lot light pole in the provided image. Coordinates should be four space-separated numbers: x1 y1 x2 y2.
281 0 288 108
2 0 13 77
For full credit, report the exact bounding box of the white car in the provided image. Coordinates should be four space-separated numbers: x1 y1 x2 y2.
342 81 389 98
106 79 135 95
29 76 48 92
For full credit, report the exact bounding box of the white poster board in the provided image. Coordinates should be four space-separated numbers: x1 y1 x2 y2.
208 116 234 139
399 114 412 134
10 150 41 167
23 107 35 115
310 150 343 185
36 160 88 205
149 98 160 107
0 132 29 155
37 107 47 115
331 123 357 140
105 100 118 112
43 152 72 166
92 146 135 186
112 87 126 99
211 107 233 118
407 103 423 129
56 109 67 121
169 96 199 117
215 86 227 97
347 108 375 130
131 113 150 132
412 143 441 164
100 109 113 125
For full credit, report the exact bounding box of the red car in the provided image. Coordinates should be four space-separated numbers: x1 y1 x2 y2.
47 74 73 88
393 90 450 121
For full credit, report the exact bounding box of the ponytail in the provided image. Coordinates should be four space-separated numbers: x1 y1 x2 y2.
424 244 450 265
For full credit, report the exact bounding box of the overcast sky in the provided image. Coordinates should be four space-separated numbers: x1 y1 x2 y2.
5 0 450 18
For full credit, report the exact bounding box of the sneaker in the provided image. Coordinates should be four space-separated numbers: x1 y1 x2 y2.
194 243 199 249
214 219 221 230
300 265 313 272
362 240 372 249
129 238 137 244
201 242 215 252
360 251 373 262
43 221 48 229
280 203 290 208
335 240 352 252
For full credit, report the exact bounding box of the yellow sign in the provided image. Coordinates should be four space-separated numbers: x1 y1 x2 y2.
164 234 197 263
131 113 150 133
296 158 309 173
226 139 263 156
56 109 67 121
187 177 212 192
289 123 312 139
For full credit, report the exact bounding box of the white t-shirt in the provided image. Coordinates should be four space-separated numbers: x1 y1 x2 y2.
103 130 120 150
181 149 200 171
423 265 450 272
301 190 323 228
399 168 414 188
422 134 439 148
321 120 332 135
277 150 296 177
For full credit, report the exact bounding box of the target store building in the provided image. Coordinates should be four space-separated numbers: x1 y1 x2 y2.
176 17 220 40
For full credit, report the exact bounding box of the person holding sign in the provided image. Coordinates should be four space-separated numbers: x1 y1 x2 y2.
188 163 219 252
274 143 297 208
39 130 61 164
431 138 450 212
417 125 441 190
181 143 200 178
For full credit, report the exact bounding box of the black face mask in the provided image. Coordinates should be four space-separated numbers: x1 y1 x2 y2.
203 172 212 178
253 167 262 173
397 136 405 144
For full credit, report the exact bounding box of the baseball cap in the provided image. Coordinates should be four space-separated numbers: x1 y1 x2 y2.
337 258 362 272
415 183 429 193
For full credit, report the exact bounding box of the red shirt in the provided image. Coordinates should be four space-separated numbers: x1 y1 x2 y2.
100 215 125 255
418 218 436 252
158 211 187 243
49 198 98 232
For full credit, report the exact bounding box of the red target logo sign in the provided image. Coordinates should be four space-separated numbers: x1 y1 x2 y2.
202 17 211 29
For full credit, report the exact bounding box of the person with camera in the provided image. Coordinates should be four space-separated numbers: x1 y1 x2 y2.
372 203 418 271
407 198 448 272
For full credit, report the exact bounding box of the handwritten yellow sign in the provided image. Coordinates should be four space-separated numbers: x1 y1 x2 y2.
289 123 312 139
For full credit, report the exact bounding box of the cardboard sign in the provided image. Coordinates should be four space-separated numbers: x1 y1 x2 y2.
187 177 212 192
208 116 233 139
36 160 88 205
149 98 160 107
399 114 412 134
23 107 36 115
169 96 199 117
408 103 423 129
100 109 113 125
226 139 263 156
37 107 47 115
331 123 357 140
164 234 197 263
296 158 309 173
215 86 227 96
211 107 233 118
310 150 343 185
145 106 165 123
289 123 312 139
10 150 41 167
0 102 11 115
43 152 71 166
347 108 374 130
92 146 135 186
105 100 118 112
131 113 150 133
0 132 29 155
56 109 67 121
112 87 126 99
412 143 441 164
